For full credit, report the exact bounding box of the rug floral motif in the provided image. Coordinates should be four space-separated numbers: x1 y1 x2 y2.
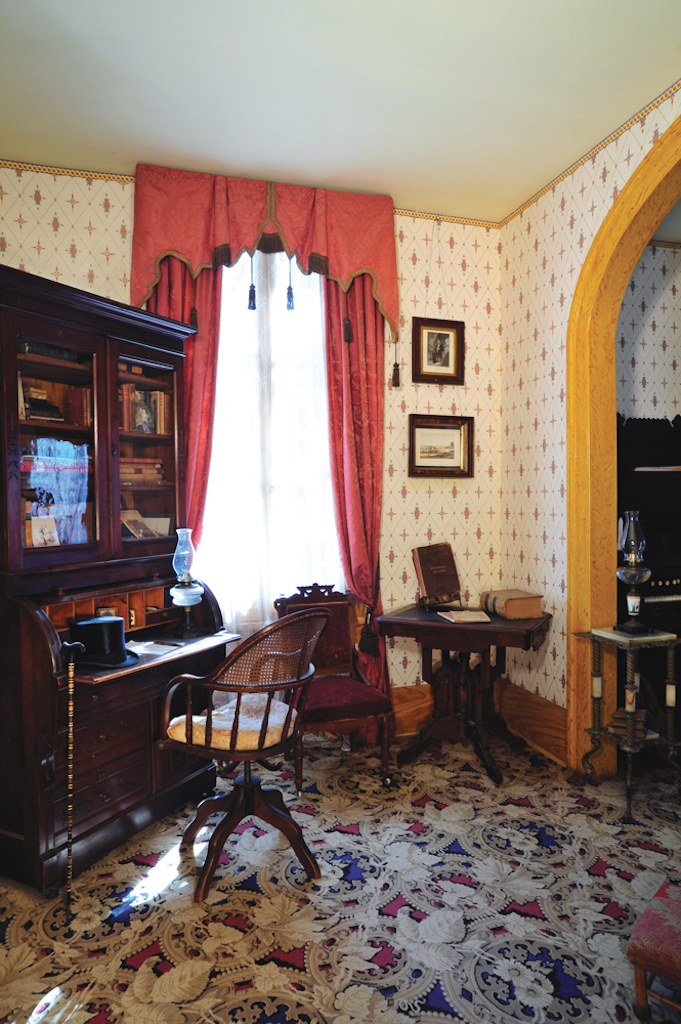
1 738 681 1023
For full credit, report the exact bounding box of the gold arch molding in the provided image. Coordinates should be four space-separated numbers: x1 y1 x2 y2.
567 112 681 771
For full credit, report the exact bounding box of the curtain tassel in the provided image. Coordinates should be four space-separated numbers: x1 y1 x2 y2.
343 291 353 343
190 307 198 329
392 362 400 387
286 258 294 310
248 255 256 309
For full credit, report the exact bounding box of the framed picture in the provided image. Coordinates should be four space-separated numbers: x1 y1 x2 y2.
31 515 60 547
120 509 159 539
132 393 155 434
143 515 174 537
409 414 474 477
412 317 465 385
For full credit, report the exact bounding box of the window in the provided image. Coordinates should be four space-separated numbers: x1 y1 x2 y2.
193 251 344 633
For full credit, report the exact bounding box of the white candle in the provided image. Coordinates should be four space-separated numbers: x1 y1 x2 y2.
591 675 602 698
666 683 676 708
625 687 636 713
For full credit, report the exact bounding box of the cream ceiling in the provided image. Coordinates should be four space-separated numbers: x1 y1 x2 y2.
1 0 681 226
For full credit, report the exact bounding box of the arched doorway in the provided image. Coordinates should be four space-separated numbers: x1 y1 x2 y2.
566 112 681 771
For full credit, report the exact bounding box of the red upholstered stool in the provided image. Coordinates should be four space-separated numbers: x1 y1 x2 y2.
627 879 681 1020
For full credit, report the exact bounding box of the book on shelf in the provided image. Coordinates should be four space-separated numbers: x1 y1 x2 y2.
18 339 81 363
17 373 25 419
64 387 92 426
480 589 543 619
438 608 491 624
412 542 461 609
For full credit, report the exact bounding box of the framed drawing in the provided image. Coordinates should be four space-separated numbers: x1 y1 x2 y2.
120 509 159 539
412 317 465 385
409 414 474 477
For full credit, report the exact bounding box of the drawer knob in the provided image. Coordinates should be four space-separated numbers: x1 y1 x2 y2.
99 733 108 743
99 792 111 804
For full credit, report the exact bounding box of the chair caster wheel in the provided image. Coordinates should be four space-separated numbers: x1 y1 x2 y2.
382 777 392 788
297 791 304 800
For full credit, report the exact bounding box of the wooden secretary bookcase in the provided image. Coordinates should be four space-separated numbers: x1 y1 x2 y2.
0 265 230 891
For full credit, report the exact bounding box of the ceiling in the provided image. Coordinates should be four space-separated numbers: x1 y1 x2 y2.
2 0 681 227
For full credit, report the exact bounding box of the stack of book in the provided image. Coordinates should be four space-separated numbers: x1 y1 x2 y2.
23 386 65 423
119 457 165 487
609 707 651 740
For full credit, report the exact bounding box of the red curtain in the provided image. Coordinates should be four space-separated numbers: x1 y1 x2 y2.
131 164 397 697
325 275 389 701
147 257 222 543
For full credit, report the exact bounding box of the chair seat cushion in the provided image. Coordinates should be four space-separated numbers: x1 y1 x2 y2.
627 880 681 980
302 675 392 724
168 693 296 751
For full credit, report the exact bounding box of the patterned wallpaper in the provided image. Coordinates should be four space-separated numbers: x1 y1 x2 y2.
382 220 504 691
617 242 681 420
495 89 681 706
0 164 133 302
2 82 681 712
383 88 681 709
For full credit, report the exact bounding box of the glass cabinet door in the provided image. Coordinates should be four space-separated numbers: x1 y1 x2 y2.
17 336 98 553
116 357 177 549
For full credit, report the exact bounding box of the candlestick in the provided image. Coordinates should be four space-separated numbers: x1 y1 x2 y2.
625 687 636 713
666 683 676 708
591 674 602 699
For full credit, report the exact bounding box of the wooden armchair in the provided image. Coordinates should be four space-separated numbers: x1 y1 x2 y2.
274 584 394 794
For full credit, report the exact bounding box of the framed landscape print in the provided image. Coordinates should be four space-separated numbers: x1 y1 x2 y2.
412 317 465 385
408 414 474 477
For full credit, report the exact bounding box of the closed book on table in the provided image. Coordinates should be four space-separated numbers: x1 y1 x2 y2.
412 542 461 608
480 589 543 619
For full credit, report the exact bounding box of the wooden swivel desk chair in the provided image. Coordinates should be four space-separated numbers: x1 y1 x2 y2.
159 607 330 901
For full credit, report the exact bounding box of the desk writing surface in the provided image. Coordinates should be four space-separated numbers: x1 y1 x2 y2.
72 631 241 683
376 605 551 652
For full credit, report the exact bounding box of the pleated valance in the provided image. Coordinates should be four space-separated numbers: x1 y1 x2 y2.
131 163 398 337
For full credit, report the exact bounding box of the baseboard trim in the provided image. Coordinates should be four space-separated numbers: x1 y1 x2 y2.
496 677 568 766
392 684 434 737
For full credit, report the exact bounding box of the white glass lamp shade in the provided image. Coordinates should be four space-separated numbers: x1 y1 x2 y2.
172 528 196 582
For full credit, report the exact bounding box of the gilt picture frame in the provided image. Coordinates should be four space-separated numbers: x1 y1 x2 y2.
408 414 474 477
412 317 465 385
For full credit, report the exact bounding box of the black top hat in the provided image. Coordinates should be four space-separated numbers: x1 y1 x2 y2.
68 616 139 668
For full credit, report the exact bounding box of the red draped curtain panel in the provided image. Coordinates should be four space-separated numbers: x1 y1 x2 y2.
131 163 398 694
146 257 221 543
325 275 390 705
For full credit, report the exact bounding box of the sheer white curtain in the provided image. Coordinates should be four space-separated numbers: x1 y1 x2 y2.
193 251 344 635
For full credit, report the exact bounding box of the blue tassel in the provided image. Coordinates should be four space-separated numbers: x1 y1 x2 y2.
287 285 294 310
248 283 256 310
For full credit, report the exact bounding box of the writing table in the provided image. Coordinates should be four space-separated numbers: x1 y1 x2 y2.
376 605 552 783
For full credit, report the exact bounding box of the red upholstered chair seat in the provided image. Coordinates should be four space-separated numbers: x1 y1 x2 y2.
303 676 393 722
627 879 681 1020
275 585 394 793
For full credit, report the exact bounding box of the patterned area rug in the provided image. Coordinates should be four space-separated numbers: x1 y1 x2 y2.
2 738 681 1024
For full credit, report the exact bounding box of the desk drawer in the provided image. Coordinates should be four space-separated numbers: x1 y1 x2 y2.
53 748 149 840
54 708 148 774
